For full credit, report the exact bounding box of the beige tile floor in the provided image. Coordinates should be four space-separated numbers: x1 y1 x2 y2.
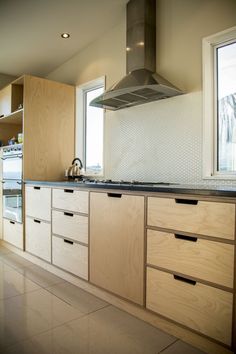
0 245 205 354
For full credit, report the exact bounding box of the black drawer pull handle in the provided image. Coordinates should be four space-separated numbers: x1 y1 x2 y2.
64 189 74 193
34 219 41 224
64 212 74 217
175 199 198 205
34 186 41 190
10 221 15 225
107 193 122 198
174 274 196 285
64 239 74 245
174 234 197 242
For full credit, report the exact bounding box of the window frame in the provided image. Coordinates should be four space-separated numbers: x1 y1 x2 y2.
202 26 236 180
75 76 105 177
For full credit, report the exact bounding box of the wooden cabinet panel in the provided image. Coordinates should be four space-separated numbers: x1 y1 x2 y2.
3 219 23 249
52 210 88 244
0 85 11 116
52 235 88 280
90 192 144 305
53 188 88 214
0 84 23 117
25 217 51 262
147 197 235 240
146 267 233 345
23 75 75 181
147 230 234 288
25 186 51 221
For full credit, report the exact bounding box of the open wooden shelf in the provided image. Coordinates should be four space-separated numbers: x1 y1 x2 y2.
0 109 23 125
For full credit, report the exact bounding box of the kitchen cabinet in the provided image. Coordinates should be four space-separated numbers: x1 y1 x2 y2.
0 83 23 118
25 185 51 221
147 267 233 345
25 185 51 262
23 75 75 181
3 219 23 249
90 191 145 305
147 196 235 240
52 188 88 214
0 79 23 147
0 75 75 181
146 195 235 346
52 187 89 280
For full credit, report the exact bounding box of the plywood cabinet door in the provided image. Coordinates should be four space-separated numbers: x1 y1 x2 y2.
90 192 145 305
0 85 11 116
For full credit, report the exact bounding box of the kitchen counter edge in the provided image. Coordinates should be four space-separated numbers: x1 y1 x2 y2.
24 180 236 198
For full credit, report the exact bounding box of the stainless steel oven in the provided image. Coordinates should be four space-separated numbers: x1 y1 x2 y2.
3 180 22 222
2 145 23 180
2 144 23 223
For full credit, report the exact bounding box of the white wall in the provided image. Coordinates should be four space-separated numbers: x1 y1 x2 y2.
47 0 236 185
0 73 16 89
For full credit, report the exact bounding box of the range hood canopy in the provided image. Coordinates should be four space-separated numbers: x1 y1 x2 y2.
90 0 183 111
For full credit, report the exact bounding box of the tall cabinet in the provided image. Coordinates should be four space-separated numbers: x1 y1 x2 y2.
0 75 75 247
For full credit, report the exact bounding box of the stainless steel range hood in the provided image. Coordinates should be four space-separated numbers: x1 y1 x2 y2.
90 0 183 111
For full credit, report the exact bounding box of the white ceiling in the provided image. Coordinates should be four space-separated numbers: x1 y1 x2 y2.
0 0 128 78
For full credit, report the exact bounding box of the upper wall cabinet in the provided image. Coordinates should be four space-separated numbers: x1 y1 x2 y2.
0 80 23 118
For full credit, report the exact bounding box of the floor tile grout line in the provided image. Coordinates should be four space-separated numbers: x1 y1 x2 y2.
158 338 179 354
3 304 113 350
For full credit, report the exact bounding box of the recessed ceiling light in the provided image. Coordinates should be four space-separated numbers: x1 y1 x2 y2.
61 33 70 39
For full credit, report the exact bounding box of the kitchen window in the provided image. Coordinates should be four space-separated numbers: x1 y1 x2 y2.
203 26 236 179
76 77 105 176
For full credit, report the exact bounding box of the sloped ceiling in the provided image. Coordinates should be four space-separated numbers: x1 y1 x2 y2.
0 0 128 78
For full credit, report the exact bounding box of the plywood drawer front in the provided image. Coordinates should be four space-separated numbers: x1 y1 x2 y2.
25 217 51 262
147 230 234 288
52 188 88 214
147 197 235 240
52 210 88 244
146 268 233 345
3 219 23 249
52 235 88 280
25 186 51 221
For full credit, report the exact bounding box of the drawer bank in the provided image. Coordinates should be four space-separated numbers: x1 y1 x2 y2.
1 180 236 354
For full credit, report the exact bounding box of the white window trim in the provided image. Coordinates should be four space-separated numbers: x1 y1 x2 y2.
75 76 105 177
202 26 236 180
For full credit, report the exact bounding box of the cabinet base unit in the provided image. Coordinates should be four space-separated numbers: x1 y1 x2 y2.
3 219 23 249
52 235 88 280
52 209 88 244
25 217 51 262
90 192 145 305
146 267 233 346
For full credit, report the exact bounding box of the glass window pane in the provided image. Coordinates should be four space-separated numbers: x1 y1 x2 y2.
85 86 104 174
217 41 236 172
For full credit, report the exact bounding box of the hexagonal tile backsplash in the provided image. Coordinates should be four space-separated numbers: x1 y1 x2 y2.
104 91 236 186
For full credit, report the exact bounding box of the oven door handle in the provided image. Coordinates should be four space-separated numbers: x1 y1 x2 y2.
1 154 23 160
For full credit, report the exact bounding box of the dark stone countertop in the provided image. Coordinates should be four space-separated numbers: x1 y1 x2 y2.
24 180 236 198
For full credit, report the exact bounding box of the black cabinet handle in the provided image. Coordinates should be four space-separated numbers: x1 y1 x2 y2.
64 212 74 217
175 198 198 205
64 239 74 245
175 199 198 205
173 274 196 286
64 189 74 193
10 221 15 225
34 219 41 224
107 193 122 198
174 234 197 242
34 186 40 190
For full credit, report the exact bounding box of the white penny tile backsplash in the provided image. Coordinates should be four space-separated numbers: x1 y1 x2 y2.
104 91 236 186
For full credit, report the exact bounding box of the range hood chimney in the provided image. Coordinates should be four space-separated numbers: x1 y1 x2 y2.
90 0 183 111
